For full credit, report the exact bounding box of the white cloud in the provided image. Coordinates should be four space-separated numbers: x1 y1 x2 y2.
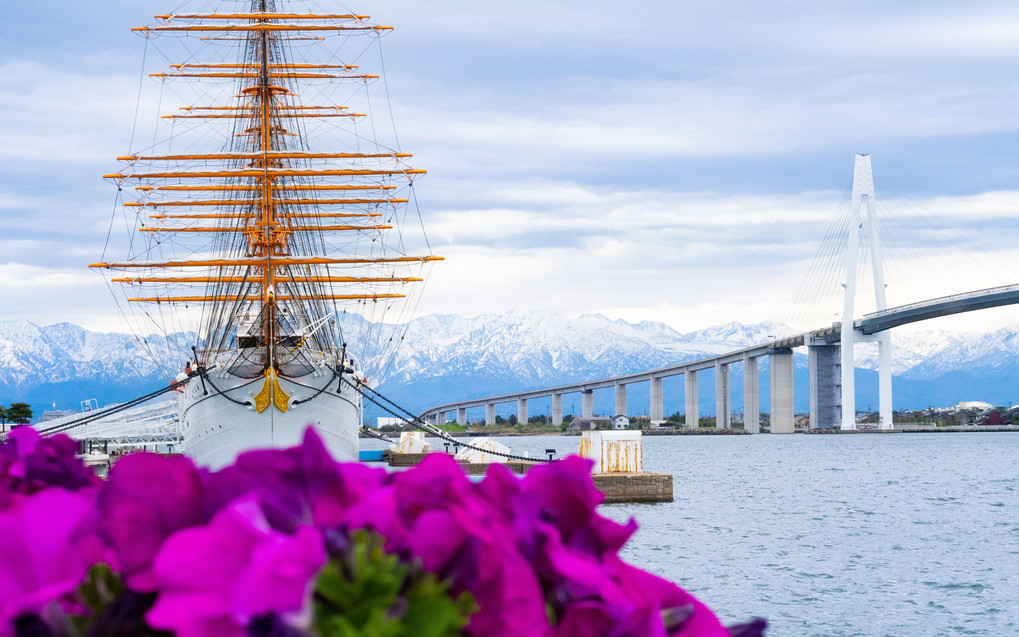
0 63 144 166
410 181 1019 332
0 263 93 289
3 0 1019 341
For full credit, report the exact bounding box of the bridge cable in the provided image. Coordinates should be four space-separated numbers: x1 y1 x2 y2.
782 180 854 333
877 196 1002 307
797 183 851 328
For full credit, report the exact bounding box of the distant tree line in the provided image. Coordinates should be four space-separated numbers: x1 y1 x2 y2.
0 403 33 430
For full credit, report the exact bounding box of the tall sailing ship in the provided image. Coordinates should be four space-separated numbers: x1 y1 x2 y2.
92 1 441 468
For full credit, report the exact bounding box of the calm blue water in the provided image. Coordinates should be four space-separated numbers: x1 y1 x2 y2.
363 433 1019 636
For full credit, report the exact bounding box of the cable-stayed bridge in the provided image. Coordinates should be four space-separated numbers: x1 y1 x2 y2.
418 282 1019 433
420 155 1019 432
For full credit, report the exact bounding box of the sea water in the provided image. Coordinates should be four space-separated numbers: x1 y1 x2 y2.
364 433 1019 635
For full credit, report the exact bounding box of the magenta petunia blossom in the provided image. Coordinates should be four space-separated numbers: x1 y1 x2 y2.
0 487 106 633
98 452 205 591
518 455 638 557
203 427 388 534
0 427 98 503
603 557 730 636
146 497 326 637
0 427 760 636
391 455 551 635
477 456 727 636
332 453 550 636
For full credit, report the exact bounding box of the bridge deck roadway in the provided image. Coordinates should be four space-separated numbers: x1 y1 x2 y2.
857 283 1019 334
421 338 803 418
419 284 1019 422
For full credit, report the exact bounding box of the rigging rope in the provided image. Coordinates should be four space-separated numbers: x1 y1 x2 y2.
35 368 551 465
340 377 554 464
359 425 394 444
35 374 196 437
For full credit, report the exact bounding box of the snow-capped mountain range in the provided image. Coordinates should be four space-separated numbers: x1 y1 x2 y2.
2 311 1019 419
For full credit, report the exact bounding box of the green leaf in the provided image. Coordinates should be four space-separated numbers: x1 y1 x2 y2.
67 564 170 637
313 530 477 637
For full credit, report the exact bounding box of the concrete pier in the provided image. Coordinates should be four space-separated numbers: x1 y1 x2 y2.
458 460 542 476
715 362 730 429
582 390 594 418
770 349 795 433
485 403 496 426
809 340 841 429
384 452 670 502
614 383 627 417
552 393 563 426
743 355 759 433
457 406 467 427
593 473 673 504
685 371 698 428
387 451 434 467
517 398 528 425
386 450 537 475
650 376 663 422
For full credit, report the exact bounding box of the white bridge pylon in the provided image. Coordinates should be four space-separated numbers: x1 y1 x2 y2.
841 154 892 430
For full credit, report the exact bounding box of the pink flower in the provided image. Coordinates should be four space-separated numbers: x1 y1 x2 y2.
146 498 325 637
0 428 98 505
395 455 550 636
518 455 637 558
98 452 205 591
0 427 753 636
203 428 387 533
0 488 105 632
480 457 727 636
334 454 550 636
602 557 729 637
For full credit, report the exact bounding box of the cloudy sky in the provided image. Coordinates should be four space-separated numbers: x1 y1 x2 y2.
3 0 1019 335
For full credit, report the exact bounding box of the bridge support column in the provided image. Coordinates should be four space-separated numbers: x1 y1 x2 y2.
552 393 563 426
650 376 663 423
840 333 857 430
517 398 528 426
684 371 698 428
851 331 894 430
614 383 627 417
878 333 893 430
743 355 759 433
582 390 594 418
485 403 496 426
457 407 467 427
809 340 841 429
715 362 730 429
770 349 794 434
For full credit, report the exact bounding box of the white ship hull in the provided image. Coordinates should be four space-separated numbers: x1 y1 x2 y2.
179 358 360 470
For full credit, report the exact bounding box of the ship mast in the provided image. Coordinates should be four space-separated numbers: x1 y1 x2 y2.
257 0 276 369
93 3 443 377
